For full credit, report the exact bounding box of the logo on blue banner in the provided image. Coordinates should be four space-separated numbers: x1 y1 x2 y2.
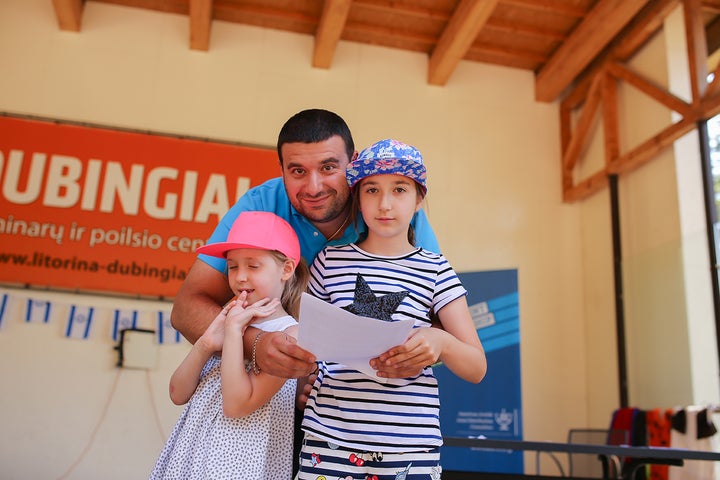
437 269 523 474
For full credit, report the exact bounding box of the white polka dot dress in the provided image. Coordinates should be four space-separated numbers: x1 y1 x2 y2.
150 317 297 480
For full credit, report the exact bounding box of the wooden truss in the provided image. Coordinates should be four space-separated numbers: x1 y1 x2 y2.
562 0 720 202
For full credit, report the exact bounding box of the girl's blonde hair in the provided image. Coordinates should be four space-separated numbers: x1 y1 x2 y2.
268 250 309 319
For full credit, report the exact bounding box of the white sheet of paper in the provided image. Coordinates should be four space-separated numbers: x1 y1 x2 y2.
297 293 415 379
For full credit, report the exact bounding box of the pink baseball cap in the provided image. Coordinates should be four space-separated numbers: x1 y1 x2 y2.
196 211 300 264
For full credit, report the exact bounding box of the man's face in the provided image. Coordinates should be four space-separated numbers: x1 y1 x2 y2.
281 135 352 226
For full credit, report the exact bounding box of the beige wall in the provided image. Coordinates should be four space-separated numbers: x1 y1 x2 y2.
0 1 714 479
618 8 718 407
579 3 719 421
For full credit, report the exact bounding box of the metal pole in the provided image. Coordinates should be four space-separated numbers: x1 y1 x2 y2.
609 174 629 407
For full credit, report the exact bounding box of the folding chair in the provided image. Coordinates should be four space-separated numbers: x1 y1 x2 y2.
536 428 629 479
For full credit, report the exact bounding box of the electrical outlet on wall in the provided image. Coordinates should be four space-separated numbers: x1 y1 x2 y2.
115 328 158 370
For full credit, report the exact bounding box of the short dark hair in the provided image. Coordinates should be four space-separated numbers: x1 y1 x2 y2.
276 109 354 165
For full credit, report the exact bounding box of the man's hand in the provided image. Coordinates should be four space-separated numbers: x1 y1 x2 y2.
255 330 317 378
295 371 318 410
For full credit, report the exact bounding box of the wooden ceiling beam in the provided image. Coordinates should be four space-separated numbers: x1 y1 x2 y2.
605 62 692 115
51 0 84 31
467 44 548 64
684 0 709 104
189 0 212 51
343 23 435 47
611 0 679 60
561 0 718 203
313 0 352 69
563 170 609 203
601 72 620 166
484 19 566 41
706 15 720 54
500 0 586 17
561 0 679 111
564 115 697 203
562 72 604 172
560 104 573 193
534 0 651 103
213 3 316 27
702 0 720 13
428 0 499 85
609 116 696 176
354 1 449 21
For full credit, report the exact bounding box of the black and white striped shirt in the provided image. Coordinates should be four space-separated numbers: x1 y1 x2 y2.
302 243 467 452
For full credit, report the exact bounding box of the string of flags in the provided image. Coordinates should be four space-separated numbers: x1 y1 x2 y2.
0 290 185 345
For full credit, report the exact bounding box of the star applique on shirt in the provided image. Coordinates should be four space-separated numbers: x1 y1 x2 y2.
342 274 409 322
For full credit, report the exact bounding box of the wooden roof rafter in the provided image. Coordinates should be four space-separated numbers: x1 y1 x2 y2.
313 0 352 69
601 67 620 167
536 0 652 102
51 0 83 31
468 43 549 65
190 0 213 51
49 0 654 105
560 71 606 201
605 62 692 115
560 0 720 203
704 0 720 12
483 19 568 42
562 0 680 111
428 0 500 86
501 0 587 17
44 0 720 205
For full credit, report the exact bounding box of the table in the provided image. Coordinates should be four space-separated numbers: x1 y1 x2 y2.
443 437 720 479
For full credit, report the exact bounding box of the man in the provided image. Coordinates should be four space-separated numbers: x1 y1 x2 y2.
171 108 440 379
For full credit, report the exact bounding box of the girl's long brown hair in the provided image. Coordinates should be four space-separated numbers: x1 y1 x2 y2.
350 181 425 246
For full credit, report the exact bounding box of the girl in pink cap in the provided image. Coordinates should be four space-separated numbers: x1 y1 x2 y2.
298 139 487 480
150 211 308 480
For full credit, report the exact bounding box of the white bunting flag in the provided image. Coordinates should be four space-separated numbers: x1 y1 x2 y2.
156 311 181 344
0 293 9 330
112 309 138 341
65 305 95 340
25 299 51 324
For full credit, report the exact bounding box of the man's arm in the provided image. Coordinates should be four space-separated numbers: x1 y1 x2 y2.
172 258 317 377
171 259 234 344
412 208 440 252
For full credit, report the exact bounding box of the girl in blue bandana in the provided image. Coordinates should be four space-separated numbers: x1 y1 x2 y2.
298 139 488 480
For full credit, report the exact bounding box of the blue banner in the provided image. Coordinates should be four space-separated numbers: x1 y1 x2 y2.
436 269 523 473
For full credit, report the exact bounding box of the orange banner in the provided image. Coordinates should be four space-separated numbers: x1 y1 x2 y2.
0 115 279 297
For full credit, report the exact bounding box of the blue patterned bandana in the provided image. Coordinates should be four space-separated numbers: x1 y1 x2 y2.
347 138 427 196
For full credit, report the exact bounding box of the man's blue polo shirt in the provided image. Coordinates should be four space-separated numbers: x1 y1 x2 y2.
199 177 440 272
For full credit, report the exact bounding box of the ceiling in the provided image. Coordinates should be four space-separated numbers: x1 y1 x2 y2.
50 0 720 102
45 0 720 204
